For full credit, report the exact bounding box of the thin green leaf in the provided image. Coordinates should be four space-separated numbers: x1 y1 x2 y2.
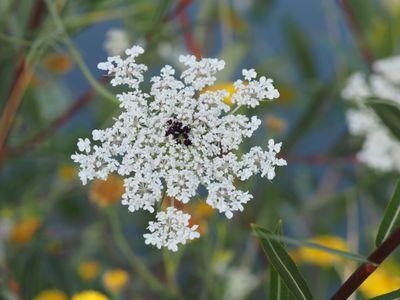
256 229 374 265
252 224 314 300
369 289 400 300
270 267 290 300
366 101 400 141
376 179 400 246
270 220 290 300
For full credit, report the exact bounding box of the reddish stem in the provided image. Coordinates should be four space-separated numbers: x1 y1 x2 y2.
4 77 108 158
179 12 202 58
331 227 400 299
0 0 46 154
164 0 192 22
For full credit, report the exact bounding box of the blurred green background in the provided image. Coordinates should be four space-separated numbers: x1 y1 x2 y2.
1 0 400 299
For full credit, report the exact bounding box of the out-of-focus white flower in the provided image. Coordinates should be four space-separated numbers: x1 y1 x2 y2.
342 55 400 172
223 267 259 300
143 207 200 252
104 29 130 56
72 45 286 250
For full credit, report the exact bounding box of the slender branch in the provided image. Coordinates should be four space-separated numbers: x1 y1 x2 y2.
4 77 108 158
0 0 46 154
337 0 374 70
178 11 202 58
164 0 192 22
331 227 400 299
28 0 46 30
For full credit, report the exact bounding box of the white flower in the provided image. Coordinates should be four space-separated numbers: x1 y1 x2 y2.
242 68 257 81
72 45 286 250
143 207 200 252
207 181 253 219
231 71 279 108
77 138 91 153
342 55 400 172
104 29 130 56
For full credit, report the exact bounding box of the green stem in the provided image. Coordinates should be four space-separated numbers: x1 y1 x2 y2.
44 0 117 104
106 209 181 299
107 209 162 291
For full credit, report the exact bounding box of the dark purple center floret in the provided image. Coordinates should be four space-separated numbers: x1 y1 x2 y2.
165 119 192 146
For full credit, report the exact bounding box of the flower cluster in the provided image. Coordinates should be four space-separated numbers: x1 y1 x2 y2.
72 45 286 251
342 55 400 172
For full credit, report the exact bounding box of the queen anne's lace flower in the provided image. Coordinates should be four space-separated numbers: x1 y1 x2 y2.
72 45 286 251
342 55 400 172
144 207 200 251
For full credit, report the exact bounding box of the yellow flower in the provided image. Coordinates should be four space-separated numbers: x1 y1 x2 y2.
58 164 76 181
103 269 129 292
71 291 108 300
191 202 214 219
34 289 68 300
359 263 400 298
188 202 215 234
296 235 348 267
265 115 287 134
43 53 73 74
89 175 124 207
9 217 41 245
78 261 101 280
202 83 236 105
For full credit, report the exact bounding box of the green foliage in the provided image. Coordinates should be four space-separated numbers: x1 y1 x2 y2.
376 180 400 246
369 289 400 300
252 224 314 300
269 221 290 300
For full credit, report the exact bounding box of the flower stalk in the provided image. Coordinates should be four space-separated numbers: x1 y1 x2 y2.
331 227 400 299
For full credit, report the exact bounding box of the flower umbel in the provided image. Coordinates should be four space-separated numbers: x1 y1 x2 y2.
342 55 400 172
72 45 286 251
